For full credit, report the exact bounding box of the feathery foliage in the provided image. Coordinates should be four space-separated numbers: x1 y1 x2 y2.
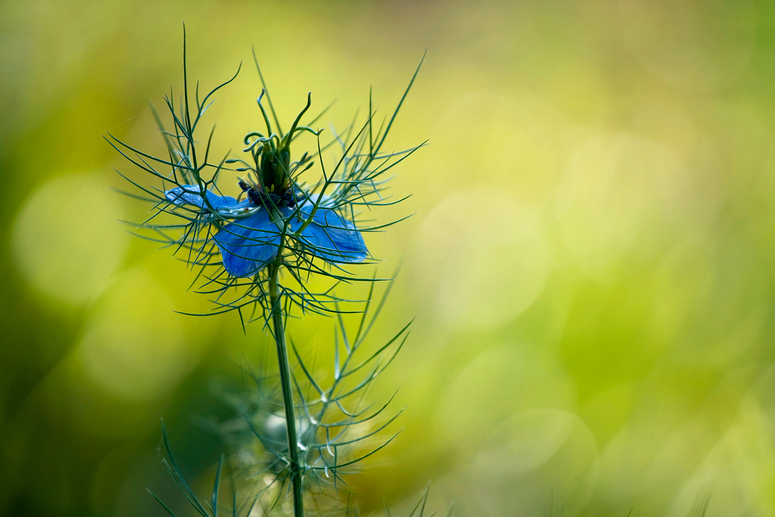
108 26 425 328
110 25 427 516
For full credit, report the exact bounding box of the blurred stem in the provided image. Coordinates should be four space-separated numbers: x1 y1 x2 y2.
268 265 304 517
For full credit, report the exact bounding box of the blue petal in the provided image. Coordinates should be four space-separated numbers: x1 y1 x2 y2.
214 210 283 277
165 185 250 210
291 200 368 263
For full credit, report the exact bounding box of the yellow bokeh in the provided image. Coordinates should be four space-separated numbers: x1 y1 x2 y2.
4 1 775 516
12 172 128 306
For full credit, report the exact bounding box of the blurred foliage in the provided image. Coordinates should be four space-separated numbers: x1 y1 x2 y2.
4 0 775 516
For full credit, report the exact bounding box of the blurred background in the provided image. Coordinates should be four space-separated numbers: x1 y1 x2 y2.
3 0 775 515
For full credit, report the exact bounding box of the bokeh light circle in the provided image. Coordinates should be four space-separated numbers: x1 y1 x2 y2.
12 172 129 306
438 342 574 446
470 409 599 516
77 266 193 401
555 134 686 272
412 188 552 331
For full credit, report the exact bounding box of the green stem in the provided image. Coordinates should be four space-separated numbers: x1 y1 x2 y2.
269 265 304 517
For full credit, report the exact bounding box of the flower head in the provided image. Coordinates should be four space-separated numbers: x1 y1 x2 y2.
109 47 424 321
164 183 367 277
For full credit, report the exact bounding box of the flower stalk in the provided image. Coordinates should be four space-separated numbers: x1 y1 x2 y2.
268 264 304 517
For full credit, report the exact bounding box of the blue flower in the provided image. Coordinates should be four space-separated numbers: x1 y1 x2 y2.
165 185 368 277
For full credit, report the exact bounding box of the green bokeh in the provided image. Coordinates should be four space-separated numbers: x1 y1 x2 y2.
4 1 775 516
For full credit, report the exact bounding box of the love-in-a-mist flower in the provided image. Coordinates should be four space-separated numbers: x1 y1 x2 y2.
164 183 367 277
109 42 423 323
160 91 371 281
